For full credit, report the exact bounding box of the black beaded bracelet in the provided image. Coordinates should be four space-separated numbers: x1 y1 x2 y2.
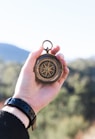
4 97 36 130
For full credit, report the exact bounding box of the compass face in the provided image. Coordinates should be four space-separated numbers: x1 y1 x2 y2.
39 61 56 78
34 54 63 83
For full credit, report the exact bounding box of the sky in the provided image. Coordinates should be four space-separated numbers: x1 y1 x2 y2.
0 0 95 60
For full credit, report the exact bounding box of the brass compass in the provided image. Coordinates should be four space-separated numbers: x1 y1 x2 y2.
34 40 63 83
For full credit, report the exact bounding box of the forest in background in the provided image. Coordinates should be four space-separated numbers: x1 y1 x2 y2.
0 58 95 139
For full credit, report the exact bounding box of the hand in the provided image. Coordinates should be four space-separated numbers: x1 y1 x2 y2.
13 46 69 114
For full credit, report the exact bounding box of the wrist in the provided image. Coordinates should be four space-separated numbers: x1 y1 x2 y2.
13 95 39 114
3 97 36 130
2 106 29 128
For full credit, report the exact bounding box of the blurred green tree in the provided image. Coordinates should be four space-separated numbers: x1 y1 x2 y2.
0 58 95 139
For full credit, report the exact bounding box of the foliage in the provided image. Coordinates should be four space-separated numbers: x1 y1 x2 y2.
0 58 95 138
0 60 22 98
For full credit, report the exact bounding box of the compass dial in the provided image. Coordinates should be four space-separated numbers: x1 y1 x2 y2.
39 61 56 78
34 54 63 83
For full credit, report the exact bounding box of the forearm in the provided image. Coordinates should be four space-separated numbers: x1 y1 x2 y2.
2 106 29 128
0 110 29 139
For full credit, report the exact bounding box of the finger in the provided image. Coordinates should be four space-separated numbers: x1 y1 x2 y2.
58 65 69 87
50 46 60 55
56 53 66 66
23 46 43 70
56 53 69 85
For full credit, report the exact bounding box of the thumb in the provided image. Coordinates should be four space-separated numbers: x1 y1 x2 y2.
23 46 43 70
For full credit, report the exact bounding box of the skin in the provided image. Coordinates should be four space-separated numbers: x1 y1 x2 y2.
13 46 69 114
3 45 69 128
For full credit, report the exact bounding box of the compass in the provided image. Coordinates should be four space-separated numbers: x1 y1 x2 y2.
34 40 63 83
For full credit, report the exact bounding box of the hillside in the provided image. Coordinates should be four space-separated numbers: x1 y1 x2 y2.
0 57 95 139
0 43 30 63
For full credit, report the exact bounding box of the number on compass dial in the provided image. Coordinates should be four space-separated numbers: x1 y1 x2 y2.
39 61 56 78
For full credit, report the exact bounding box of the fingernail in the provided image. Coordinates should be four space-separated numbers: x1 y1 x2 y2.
59 53 64 59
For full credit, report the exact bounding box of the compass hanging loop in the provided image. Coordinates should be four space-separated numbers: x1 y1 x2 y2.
42 40 53 53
